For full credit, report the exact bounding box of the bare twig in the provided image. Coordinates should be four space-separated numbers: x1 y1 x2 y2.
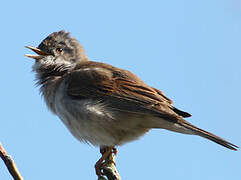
98 150 121 180
0 142 120 180
0 143 24 180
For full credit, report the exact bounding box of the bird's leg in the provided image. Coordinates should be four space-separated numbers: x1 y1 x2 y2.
95 146 113 176
100 147 118 169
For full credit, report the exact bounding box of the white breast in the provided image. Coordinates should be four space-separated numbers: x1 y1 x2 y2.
53 82 117 146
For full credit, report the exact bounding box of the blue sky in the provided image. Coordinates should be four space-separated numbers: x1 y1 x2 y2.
1 0 241 179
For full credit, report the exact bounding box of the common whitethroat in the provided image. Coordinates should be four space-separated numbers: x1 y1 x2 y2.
25 30 238 177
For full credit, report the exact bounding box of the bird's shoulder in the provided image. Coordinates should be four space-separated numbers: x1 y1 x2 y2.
71 61 142 83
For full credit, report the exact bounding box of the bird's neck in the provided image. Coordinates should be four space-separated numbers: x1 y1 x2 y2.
34 64 70 114
34 64 70 85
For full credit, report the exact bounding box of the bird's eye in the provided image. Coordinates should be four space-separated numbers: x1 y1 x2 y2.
56 48 63 54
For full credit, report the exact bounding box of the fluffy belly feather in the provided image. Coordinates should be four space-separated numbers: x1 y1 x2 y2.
54 88 150 146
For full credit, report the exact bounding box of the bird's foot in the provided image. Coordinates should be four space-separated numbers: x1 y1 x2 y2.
95 146 117 177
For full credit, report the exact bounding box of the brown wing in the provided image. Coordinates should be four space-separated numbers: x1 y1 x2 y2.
152 87 191 117
66 61 191 122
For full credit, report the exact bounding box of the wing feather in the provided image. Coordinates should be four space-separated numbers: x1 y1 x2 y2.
66 62 191 121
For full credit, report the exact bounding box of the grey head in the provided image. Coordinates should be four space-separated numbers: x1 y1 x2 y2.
26 30 88 70
25 30 89 84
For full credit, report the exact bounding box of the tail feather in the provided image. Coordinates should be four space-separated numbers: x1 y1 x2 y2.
178 120 239 151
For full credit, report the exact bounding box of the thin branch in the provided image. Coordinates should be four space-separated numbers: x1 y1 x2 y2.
98 150 121 180
0 143 24 180
0 142 120 180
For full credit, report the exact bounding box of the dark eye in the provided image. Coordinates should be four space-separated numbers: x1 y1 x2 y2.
56 48 63 53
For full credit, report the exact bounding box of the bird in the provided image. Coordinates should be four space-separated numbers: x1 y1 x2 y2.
25 30 238 177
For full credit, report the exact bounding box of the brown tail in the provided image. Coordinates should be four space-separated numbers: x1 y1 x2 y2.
178 120 239 151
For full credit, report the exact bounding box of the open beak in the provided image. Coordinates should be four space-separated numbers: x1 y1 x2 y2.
25 46 51 60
